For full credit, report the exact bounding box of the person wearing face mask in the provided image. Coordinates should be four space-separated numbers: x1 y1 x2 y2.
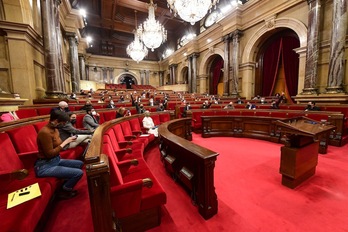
58 112 93 149
106 99 116 109
83 107 100 130
35 110 83 199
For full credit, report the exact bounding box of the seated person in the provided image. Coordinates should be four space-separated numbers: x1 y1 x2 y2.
270 100 279 109
35 110 83 199
59 112 93 149
260 98 267 104
116 107 131 118
305 101 320 111
142 111 158 137
224 102 235 109
80 100 92 111
136 102 146 114
156 103 165 112
182 102 191 117
50 101 70 113
236 98 244 104
0 111 19 122
83 107 100 130
246 102 256 110
201 100 212 109
69 93 76 100
106 100 116 109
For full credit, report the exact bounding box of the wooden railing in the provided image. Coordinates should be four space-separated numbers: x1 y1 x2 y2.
158 118 219 220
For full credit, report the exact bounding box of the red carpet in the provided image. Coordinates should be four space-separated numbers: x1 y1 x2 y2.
44 134 348 231
146 133 348 232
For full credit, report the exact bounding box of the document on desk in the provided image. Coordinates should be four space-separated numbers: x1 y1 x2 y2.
140 134 150 137
7 183 41 209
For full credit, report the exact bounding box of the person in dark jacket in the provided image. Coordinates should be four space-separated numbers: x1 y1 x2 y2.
58 112 93 149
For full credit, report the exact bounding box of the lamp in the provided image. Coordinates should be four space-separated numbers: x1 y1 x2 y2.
138 0 167 52
167 0 219 25
126 11 148 63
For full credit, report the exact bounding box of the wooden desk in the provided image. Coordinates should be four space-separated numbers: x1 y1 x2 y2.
276 117 336 188
158 118 218 220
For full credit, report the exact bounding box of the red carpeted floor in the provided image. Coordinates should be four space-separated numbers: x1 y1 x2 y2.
45 134 348 232
146 133 348 232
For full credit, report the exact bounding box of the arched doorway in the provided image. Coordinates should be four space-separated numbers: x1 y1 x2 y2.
181 66 188 84
118 73 137 89
255 29 300 102
207 55 224 95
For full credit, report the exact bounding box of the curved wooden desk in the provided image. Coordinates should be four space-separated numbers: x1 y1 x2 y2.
158 118 219 220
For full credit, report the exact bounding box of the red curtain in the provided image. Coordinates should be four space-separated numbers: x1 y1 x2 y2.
282 36 300 103
211 59 224 95
261 38 282 96
262 36 299 99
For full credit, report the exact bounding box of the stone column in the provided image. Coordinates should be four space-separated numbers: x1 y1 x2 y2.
41 0 65 98
172 64 177 85
222 34 230 96
140 70 145 85
145 70 150 85
187 59 192 92
302 0 322 94
79 54 86 81
230 30 243 97
85 65 89 81
190 53 199 93
109 68 115 84
66 32 80 93
159 71 164 86
102 68 108 83
326 0 347 93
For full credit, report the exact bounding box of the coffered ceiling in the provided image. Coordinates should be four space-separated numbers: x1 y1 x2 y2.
69 0 248 61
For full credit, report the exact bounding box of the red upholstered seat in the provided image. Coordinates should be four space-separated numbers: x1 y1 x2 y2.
120 121 150 147
159 113 170 123
6 125 38 157
16 108 38 119
0 133 59 232
36 107 52 116
151 114 161 126
102 110 116 122
33 120 48 132
112 124 144 151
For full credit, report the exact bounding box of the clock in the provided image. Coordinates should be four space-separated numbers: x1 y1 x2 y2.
204 11 219 28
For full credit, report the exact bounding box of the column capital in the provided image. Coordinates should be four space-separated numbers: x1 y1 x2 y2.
222 34 231 42
188 52 200 59
230 30 243 40
307 0 320 5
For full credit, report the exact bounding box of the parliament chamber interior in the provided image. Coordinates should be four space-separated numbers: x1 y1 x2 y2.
1 0 348 231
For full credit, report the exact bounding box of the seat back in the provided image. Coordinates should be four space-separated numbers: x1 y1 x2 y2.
120 121 133 136
102 141 123 186
0 133 24 174
6 125 38 156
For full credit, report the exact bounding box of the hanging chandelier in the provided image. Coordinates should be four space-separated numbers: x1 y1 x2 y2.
138 0 167 52
167 0 220 25
126 11 148 63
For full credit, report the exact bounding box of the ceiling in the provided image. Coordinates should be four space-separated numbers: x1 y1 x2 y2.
69 0 248 61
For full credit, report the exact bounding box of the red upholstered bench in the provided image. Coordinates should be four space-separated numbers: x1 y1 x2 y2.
102 138 166 231
0 133 60 232
16 108 38 119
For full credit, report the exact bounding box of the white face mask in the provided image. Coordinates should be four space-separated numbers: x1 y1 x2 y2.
91 111 97 116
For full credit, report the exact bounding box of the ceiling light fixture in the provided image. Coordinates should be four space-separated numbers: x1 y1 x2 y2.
138 0 167 52
126 11 148 63
167 0 219 25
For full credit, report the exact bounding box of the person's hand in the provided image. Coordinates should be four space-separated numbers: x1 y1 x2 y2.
60 136 77 148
